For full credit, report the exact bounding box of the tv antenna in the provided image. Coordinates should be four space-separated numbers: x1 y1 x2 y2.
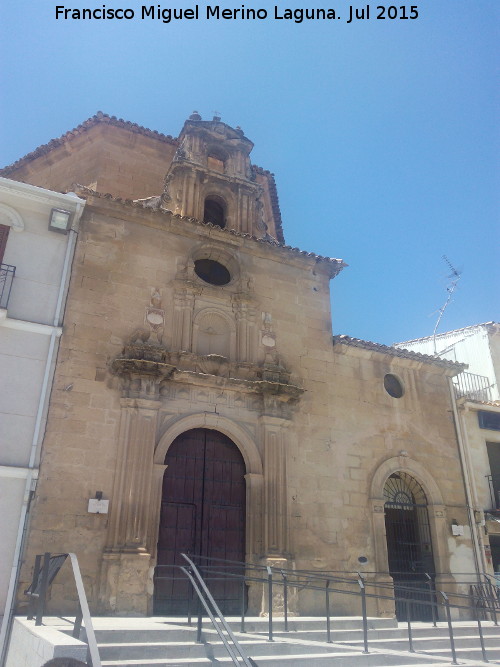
432 255 462 355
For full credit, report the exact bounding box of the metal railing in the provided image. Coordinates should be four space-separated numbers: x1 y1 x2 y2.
454 371 492 402
154 556 500 665
24 552 101 667
180 554 256 666
0 263 15 309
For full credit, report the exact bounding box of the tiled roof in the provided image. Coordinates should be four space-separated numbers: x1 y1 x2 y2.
0 113 286 243
333 334 466 369
75 186 346 275
0 112 178 175
395 322 498 346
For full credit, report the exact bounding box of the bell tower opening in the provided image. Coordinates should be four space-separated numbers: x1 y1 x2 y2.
203 196 226 228
154 428 246 615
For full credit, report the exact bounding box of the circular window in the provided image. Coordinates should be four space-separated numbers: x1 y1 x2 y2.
384 374 404 398
194 259 231 286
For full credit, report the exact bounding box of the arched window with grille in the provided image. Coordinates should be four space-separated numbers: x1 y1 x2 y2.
383 472 436 621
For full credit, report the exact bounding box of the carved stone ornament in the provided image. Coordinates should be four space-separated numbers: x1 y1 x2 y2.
112 337 303 411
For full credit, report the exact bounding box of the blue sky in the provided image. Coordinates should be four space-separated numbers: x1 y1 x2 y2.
1 0 498 344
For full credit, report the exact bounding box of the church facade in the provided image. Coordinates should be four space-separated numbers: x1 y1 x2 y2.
1 113 481 617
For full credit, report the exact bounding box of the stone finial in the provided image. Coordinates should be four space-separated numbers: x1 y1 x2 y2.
189 111 202 120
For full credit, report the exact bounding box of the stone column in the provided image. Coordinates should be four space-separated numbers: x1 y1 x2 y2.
99 391 162 614
236 304 249 362
107 397 160 552
259 413 290 558
369 499 396 617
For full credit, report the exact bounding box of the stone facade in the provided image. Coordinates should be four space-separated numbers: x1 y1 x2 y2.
5 113 479 618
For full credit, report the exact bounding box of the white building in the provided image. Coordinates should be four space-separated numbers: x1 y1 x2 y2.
397 324 500 573
396 323 500 401
0 178 85 645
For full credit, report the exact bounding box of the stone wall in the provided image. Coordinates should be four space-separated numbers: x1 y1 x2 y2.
18 193 474 617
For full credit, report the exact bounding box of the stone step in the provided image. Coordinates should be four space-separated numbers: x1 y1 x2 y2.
263 623 500 643
223 615 399 633
58 616 500 667
97 638 345 660
99 651 452 667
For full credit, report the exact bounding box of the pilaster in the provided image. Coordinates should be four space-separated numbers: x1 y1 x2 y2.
259 414 291 558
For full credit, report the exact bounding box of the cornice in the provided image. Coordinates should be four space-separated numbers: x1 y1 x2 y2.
333 334 466 374
78 185 346 277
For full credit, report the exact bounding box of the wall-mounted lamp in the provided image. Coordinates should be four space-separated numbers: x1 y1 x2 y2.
49 208 72 234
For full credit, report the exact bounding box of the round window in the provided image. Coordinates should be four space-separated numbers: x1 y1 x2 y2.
194 259 231 286
384 374 404 398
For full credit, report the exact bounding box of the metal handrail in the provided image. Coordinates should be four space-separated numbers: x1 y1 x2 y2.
155 555 500 664
25 552 101 667
181 553 255 667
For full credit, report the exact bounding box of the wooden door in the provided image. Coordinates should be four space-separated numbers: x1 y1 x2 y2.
154 429 246 615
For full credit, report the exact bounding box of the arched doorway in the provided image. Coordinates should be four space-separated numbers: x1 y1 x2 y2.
154 428 246 615
384 472 436 621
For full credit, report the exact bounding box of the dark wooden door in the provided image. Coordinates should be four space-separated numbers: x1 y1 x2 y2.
154 429 246 615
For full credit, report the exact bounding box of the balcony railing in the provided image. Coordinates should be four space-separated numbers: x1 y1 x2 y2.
454 371 492 402
0 263 15 309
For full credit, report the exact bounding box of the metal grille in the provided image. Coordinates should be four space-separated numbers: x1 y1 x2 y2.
384 473 436 621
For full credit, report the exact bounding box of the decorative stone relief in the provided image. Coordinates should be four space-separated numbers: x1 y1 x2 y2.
112 335 303 415
145 289 165 344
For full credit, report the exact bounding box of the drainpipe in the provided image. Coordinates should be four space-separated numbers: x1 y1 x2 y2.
447 376 486 579
0 200 83 666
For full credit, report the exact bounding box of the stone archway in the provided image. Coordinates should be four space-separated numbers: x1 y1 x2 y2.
383 472 436 620
369 455 447 618
153 415 264 563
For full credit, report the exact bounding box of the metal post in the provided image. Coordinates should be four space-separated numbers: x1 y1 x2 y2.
406 599 415 652
282 571 288 633
477 615 488 662
487 580 498 626
73 603 83 639
325 580 332 643
440 591 458 665
35 553 51 626
196 604 203 643
240 578 246 633
267 566 273 642
425 573 437 627
187 578 193 626
358 575 368 654
27 555 42 621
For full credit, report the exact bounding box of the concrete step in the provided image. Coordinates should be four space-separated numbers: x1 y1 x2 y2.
99 652 451 667
48 616 500 667
224 615 399 633
98 638 345 660
264 623 500 643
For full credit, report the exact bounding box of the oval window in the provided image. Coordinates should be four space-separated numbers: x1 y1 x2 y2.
384 374 404 399
194 259 231 286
